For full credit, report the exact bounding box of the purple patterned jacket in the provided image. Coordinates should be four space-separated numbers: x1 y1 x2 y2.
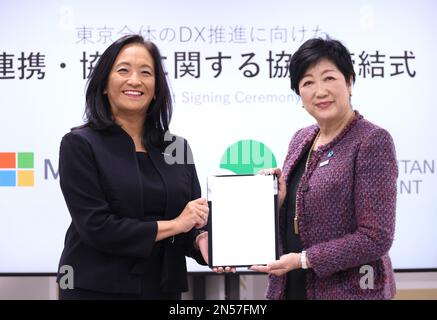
266 111 398 300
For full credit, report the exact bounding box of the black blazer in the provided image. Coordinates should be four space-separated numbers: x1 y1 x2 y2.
57 124 205 294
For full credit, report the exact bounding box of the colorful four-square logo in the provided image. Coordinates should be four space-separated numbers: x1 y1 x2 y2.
0 152 34 187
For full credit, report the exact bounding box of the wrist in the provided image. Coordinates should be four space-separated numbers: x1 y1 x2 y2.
168 218 178 233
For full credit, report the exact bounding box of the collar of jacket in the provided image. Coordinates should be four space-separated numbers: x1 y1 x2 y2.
283 110 363 186
313 110 363 153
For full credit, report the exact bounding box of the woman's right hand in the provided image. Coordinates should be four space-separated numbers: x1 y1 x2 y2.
174 197 209 233
258 168 286 208
156 198 208 241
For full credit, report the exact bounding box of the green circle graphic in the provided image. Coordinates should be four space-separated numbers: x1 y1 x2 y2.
220 140 277 174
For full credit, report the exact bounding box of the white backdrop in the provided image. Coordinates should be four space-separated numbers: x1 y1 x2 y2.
0 0 436 273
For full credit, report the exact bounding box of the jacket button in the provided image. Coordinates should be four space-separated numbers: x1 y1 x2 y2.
301 184 309 192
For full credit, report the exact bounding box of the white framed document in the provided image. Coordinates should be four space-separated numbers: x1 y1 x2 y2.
207 174 279 267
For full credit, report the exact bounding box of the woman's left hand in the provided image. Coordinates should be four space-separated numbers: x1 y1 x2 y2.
197 232 236 273
249 253 300 276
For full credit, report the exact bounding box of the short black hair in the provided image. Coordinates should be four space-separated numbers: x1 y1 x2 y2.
84 34 172 149
289 37 356 95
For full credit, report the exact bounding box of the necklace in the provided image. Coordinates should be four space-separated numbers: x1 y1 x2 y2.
305 131 321 170
294 130 320 234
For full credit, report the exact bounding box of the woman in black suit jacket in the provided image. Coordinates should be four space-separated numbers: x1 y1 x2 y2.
57 35 210 299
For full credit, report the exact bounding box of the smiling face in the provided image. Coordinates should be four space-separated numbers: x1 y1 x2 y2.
105 43 155 121
299 58 353 126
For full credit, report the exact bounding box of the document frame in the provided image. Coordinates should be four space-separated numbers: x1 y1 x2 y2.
206 174 279 268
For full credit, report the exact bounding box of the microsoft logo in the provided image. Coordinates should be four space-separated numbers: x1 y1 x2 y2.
0 152 34 187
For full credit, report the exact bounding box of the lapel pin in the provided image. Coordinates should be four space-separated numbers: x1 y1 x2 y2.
319 159 330 167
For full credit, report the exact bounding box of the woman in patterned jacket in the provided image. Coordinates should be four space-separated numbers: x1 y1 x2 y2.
251 38 398 299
